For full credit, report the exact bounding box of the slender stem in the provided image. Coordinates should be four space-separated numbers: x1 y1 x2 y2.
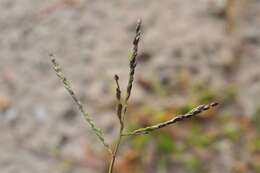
108 20 142 173
108 119 124 173
122 19 142 121
123 102 219 136
114 75 124 127
51 56 112 154
108 131 123 173
108 75 125 173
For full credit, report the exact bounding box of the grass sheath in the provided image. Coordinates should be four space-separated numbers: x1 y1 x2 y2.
51 19 219 173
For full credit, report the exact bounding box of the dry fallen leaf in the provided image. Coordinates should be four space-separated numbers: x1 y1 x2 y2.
114 149 140 173
0 96 11 112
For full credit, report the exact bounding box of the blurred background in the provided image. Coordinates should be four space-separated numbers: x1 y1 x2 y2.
1 0 260 172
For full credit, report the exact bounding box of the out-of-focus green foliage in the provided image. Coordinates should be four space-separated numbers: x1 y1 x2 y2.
253 107 260 133
131 135 151 150
156 133 176 153
224 123 241 141
184 155 206 173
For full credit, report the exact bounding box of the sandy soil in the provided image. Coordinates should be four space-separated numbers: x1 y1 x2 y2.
0 0 260 173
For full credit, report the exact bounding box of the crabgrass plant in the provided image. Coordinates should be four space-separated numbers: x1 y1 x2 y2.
51 20 219 173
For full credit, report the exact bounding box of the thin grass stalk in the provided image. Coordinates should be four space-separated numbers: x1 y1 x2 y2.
108 75 124 173
122 19 142 120
108 20 142 173
51 19 220 173
51 57 112 154
108 128 123 173
123 102 219 136
114 75 123 127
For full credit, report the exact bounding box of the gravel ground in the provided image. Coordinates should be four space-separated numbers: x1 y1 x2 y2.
0 0 260 173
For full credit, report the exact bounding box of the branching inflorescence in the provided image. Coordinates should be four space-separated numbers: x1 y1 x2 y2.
51 19 218 173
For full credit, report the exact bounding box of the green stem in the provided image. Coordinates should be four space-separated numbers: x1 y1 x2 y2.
108 128 123 173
